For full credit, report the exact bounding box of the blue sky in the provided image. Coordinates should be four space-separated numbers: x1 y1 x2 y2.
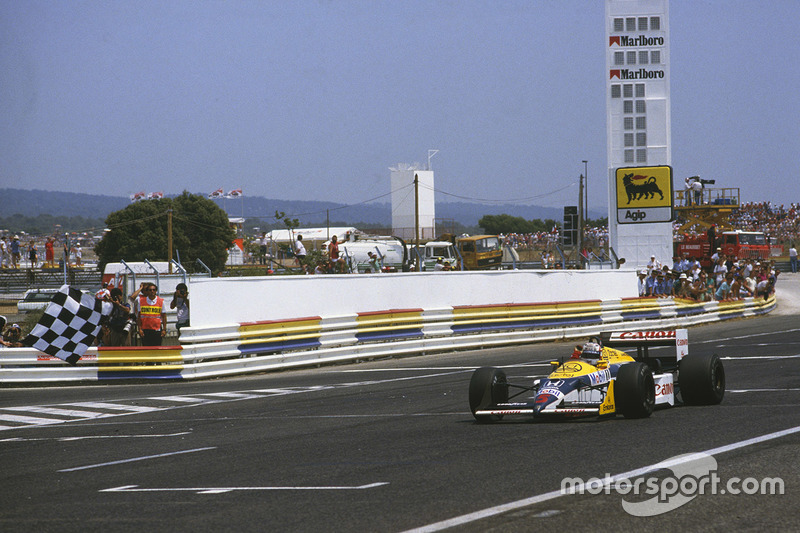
1 0 798 215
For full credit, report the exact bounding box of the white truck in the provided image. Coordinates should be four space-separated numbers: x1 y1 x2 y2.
418 241 459 271
335 235 409 273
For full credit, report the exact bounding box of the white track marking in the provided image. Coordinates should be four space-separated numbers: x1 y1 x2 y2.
720 354 800 360
0 414 67 425
728 388 800 393
100 482 389 494
64 402 162 412
58 446 216 472
403 424 800 532
4 406 114 419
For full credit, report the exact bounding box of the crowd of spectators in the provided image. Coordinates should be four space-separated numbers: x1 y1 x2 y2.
728 202 800 245
674 202 800 247
636 252 778 302
501 225 609 252
0 232 92 270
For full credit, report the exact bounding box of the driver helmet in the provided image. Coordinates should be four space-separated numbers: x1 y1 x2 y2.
581 341 602 362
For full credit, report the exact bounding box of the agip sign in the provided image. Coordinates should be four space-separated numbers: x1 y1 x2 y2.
615 166 673 224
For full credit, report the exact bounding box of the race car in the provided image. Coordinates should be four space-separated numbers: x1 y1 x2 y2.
469 329 725 423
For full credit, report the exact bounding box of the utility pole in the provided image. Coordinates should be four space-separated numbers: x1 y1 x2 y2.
167 209 173 273
578 174 584 268
414 173 420 271
582 160 588 223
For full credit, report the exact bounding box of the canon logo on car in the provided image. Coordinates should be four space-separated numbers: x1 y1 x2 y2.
618 331 676 339
655 382 674 397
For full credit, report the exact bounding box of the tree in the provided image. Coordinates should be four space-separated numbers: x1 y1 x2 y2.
94 192 235 274
479 214 547 234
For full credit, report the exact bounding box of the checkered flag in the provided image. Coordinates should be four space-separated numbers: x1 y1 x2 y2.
23 285 112 365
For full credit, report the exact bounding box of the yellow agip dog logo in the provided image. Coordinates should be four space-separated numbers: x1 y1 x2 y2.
615 166 673 224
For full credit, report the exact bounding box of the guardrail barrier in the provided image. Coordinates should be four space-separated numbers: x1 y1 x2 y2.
1 293 775 384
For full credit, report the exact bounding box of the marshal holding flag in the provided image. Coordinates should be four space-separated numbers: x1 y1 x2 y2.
23 285 112 365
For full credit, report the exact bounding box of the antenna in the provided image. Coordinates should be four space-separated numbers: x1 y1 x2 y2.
427 149 439 170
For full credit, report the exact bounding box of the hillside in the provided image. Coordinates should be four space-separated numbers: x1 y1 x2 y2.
0 188 593 229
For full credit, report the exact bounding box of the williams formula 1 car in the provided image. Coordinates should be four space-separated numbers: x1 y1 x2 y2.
469 329 724 422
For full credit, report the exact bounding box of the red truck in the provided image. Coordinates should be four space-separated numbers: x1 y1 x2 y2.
675 230 769 268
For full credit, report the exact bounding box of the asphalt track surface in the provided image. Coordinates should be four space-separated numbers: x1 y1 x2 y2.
2 285 799 531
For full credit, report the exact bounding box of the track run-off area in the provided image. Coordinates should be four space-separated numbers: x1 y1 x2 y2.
1 277 799 531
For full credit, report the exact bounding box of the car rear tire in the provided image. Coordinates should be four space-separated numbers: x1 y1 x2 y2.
615 362 655 419
469 367 508 423
679 353 725 405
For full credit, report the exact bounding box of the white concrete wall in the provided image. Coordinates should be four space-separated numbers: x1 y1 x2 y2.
190 270 638 328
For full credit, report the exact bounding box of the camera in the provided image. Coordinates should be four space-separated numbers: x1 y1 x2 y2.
700 179 715 185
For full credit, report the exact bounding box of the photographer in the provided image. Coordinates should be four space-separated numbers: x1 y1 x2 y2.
1 319 24 348
170 283 190 335
691 177 704 205
103 288 133 346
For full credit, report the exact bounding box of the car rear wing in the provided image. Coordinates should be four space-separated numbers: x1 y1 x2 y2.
600 329 688 362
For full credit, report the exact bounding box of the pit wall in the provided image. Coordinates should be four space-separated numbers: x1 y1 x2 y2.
0 271 776 384
190 270 637 327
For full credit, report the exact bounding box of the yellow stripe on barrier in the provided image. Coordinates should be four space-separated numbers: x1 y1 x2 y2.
97 349 184 364
452 309 603 327
239 318 322 339
357 311 422 325
99 365 184 372
453 302 601 321
238 332 321 346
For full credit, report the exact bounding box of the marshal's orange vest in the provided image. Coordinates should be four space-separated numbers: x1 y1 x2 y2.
138 295 164 330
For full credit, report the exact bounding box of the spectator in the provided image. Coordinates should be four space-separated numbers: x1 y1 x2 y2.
129 282 167 346
0 315 9 347
10 236 21 269
684 177 694 206
646 255 661 274
755 277 775 299
28 241 38 268
691 178 704 205
95 283 111 300
674 273 692 298
689 263 702 282
328 235 340 261
688 275 707 302
103 288 133 346
0 236 6 268
731 274 749 299
294 235 307 273
637 269 648 296
327 235 346 273
73 243 82 267
45 237 55 268
645 269 659 296
654 271 670 297
2 322 24 347
366 251 381 273
706 224 716 252
790 243 797 274
259 233 268 265
702 271 716 301
170 283 190 335
713 257 728 286
715 273 733 301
